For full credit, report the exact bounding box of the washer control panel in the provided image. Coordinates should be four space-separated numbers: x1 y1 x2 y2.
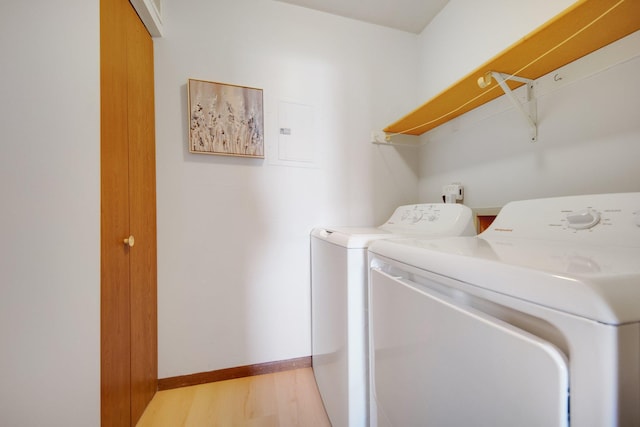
397 205 441 224
380 203 475 236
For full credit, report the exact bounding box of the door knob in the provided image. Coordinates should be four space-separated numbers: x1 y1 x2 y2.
123 235 135 247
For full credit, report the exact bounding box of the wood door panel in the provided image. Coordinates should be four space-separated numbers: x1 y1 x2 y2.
101 0 132 425
101 0 157 425
126 1 158 424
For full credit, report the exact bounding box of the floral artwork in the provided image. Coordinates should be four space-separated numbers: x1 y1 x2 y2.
188 79 264 158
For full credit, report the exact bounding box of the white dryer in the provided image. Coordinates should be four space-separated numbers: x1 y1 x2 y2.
311 204 476 427
368 193 640 427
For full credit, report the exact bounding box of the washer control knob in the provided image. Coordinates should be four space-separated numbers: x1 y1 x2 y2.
566 209 600 230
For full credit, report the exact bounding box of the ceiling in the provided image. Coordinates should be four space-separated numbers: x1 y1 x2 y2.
275 0 450 34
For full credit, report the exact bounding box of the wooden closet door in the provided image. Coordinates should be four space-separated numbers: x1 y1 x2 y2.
126 1 158 422
101 0 157 425
101 0 131 424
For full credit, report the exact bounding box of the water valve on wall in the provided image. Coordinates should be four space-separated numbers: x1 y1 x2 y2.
442 183 464 204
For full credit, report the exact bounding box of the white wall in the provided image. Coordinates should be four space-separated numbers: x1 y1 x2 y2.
417 1 640 207
0 1 100 426
155 0 420 378
0 0 633 422
417 0 574 100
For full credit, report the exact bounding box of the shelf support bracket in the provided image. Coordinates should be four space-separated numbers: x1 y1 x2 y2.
479 71 537 142
370 130 424 147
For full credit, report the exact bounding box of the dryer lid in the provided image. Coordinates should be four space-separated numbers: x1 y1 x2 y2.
369 193 640 325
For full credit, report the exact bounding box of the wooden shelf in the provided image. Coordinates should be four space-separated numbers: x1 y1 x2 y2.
384 0 640 136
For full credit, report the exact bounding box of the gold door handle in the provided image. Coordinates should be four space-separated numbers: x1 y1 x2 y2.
124 235 135 247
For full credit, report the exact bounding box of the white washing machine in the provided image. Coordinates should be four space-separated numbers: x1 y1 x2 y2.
311 204 476 427
368 193 640 427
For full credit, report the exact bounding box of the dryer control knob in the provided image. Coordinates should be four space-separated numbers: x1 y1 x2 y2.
566 209 600 230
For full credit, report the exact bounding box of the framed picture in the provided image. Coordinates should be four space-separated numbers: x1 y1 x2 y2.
188 78 264 158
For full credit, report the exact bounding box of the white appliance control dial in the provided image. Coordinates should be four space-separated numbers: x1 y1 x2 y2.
634 211 640 227
566 208 601 230
410 211 424 223
399 207 438 224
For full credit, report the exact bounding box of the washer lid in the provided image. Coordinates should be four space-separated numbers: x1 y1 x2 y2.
311 226 396 248
370 235 640 325
311 203 476 249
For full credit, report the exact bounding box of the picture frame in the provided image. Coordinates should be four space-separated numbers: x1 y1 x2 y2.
188 78 264 158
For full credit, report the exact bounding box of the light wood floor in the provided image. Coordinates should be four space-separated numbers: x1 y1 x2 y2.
136 367 331 426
